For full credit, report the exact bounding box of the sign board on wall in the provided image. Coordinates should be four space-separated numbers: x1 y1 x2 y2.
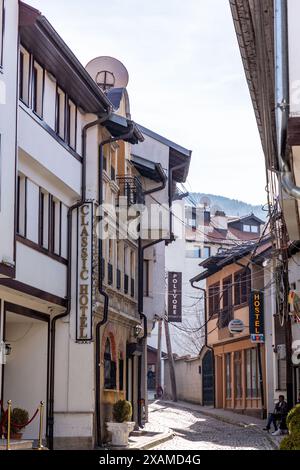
168 272 182 323
249 291 265 343
76 202 93 342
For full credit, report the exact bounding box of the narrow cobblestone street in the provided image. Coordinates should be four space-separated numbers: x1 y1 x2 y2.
149 402 274 450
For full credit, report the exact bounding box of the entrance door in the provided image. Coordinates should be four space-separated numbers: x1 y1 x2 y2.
202 350 214 406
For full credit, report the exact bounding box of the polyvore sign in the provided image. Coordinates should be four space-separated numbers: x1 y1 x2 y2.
168 272 182 323
76 203 93 342
249 291 265 343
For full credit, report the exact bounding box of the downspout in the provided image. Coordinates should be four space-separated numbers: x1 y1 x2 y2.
137 167 167 427
190 280 216 408
275 0 300 198
95 125 135 447
48 112 112 450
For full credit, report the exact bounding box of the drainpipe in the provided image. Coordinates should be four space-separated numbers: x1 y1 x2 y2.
190 280 216 408
95 125 135 447
47 112 112 450
275 0 300 199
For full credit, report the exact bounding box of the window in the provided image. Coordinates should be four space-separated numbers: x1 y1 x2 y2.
66 99 77 150
234 268 251 306
245 348 260 399
56 87 66 139
243 224 259 233
225 353 231 399
17 175 27 237
19 46 30 105
49 196 61 255
277 356 287 391
208 282 220 317
0 0 4 67
31 60 43 117
143 260 150 297
39 190 47 248
185 247 201 258
220 276 233 328
104 338 116 390
203 246 211 258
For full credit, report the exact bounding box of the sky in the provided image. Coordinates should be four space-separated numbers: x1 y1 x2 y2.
26 0 267 205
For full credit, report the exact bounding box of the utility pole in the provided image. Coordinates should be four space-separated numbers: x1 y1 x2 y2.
156 319 162 392
164 317 177 402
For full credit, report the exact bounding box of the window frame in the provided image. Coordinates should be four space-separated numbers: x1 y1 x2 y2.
234 268 251 307
208 282 220 318
31 59 44 119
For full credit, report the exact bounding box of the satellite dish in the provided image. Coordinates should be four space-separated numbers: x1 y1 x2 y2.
85 56 129 91
228 319 245 335
200 196 211 209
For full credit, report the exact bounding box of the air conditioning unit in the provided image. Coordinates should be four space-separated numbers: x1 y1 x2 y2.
277 344 286 360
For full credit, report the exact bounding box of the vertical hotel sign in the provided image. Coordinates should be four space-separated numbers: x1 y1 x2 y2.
76 202 93 342
168 272 182 323
249 291 265 343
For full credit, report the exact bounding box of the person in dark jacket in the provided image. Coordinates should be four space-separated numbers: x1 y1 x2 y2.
263 395 288 434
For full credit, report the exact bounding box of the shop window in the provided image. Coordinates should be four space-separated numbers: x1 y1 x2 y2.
245 348 260 399
234 268 251 306
234 351 242 399
19 46 30 105
225 353 231 399
104 338 116 390
208 282 220 317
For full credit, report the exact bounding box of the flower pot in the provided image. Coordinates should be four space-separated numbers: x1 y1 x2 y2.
106 422 135 447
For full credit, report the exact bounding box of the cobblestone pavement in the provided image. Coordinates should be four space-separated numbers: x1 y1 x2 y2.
149 402 274 450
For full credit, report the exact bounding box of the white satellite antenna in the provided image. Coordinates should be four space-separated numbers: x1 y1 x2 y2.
85 56 129 91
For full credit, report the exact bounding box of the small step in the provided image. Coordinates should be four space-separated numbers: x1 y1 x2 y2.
0 439 34 450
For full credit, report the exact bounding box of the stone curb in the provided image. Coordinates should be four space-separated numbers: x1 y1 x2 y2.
129 431 175 450
155 401 279 450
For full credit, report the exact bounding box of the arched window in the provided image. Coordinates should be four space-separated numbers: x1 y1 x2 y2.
104 338 116 390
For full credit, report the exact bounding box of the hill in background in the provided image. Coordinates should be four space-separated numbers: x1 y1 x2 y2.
186 193 266 220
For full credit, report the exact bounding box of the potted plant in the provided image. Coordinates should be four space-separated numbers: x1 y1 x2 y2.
106 400 135 447
9 408 29 440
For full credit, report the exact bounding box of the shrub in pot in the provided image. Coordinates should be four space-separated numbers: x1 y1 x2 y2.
10 408 29 439
106 400 135 447
280 405 300 450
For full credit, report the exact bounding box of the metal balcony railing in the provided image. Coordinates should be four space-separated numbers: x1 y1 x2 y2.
219 307 233 329
116 176 145 206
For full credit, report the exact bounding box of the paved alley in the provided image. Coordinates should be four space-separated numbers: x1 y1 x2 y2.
149 402 274 450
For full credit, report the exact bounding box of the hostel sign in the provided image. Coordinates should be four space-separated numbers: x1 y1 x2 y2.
168 272 182 323
249 291 265 343
76 202 93 342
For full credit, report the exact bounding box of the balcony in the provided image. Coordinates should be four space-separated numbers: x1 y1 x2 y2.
124 274 129 295
108 263 113 285
219 307 233 329
117 269 121 290
116 176 145 206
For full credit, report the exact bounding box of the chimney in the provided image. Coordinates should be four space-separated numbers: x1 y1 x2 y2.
213 210 228 230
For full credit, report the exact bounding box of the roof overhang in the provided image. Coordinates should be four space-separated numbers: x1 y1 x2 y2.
131 154 165 182
19 2 112 116
137 124 192 183
103 114 144 144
